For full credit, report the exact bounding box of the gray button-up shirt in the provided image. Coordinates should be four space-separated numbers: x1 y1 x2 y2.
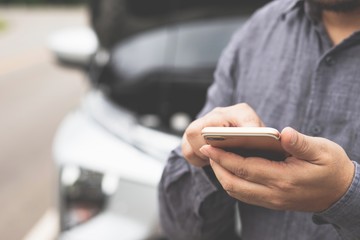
158 0 360 239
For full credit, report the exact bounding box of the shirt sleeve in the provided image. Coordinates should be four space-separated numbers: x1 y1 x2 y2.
158 27 244 240
313 161 360 240
158 147 239 240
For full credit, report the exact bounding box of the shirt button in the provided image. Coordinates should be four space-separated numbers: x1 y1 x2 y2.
311 125 323 136
325 56 335 66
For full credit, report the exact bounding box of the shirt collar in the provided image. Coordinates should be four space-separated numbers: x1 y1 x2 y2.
281 0 304 16
280 0 360 47
281 0 321 24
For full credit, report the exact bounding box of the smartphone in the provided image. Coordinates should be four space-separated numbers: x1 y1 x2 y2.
201 127 288 161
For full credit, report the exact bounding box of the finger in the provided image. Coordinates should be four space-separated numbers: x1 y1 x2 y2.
184 120 211 160
231 103 265 127
182 103 265 166
186 103 265 149
281 127 326 161
210 159 273 207
182 135 209 167
198 104 264 128
183 107 242 161
200 145 286 185
209 103 265 127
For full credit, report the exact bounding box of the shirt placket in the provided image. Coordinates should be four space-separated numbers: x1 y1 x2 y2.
305 53 336 136
298 16 335 136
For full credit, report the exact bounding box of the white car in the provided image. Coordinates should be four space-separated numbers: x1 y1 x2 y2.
54 90 180 240
50 1 264 239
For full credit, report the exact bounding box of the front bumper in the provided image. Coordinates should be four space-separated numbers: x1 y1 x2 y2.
53 91 180 239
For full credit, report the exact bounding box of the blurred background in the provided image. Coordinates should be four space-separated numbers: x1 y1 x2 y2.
0 1 87 240
0 0 269 239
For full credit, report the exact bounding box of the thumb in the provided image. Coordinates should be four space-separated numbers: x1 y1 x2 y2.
281 127 320 160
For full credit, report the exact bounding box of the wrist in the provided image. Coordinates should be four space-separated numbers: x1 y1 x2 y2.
314 161 358 218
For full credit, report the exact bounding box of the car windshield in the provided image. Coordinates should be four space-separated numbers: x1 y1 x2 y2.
110 17 246 80
91 2 268 133
126 0 268 18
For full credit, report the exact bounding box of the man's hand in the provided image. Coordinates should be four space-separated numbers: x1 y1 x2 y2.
200 127 355 212
182 103 264 167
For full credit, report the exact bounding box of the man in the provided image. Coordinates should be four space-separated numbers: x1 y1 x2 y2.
158 0 360 239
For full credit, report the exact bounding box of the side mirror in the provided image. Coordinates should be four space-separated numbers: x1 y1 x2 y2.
48 26 98 68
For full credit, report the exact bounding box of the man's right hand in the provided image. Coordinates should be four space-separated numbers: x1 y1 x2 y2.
182 103 265 167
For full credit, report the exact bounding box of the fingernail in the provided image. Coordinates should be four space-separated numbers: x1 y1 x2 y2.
289 128 298 146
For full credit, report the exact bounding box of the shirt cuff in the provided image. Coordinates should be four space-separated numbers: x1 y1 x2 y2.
162 145 219 215
313 161 360 238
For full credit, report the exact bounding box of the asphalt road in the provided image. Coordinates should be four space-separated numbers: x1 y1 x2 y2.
0 6 89 240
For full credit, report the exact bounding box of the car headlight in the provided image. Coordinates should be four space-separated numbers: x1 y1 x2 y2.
59 166 107 230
